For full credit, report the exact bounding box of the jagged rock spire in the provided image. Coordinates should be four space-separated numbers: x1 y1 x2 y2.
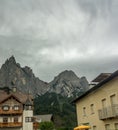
8 55 16 63
4 55 16 65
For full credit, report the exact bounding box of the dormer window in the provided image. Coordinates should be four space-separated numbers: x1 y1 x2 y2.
2 105 10 111
25 105 33 110
24 98 33 110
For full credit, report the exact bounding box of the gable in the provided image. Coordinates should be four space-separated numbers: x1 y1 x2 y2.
0 94 22 104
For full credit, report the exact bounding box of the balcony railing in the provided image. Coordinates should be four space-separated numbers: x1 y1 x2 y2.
98 104 118 120
0 122 22 127
0 109 23 115
33 122 39 130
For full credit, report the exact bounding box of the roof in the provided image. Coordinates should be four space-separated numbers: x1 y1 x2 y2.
25 97 33 106
0 89 33 104
34 114 53 122
92 73 111 83
72 70 118 103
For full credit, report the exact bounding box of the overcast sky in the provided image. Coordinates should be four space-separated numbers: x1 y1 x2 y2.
0 0 118 82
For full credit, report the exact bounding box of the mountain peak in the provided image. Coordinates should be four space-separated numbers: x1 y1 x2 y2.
0 56 48 96
49 70 89 97
5 56 16 65
9 55 15 61
57 70 79 81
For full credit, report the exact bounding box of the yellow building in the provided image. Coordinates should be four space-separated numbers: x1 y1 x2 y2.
73 70 118 130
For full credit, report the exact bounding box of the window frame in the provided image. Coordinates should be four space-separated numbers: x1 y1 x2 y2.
3 117 8 123
110 94 116 105
25 117 33 122
83 107 86 116
93 125 97 130
13 105 20 111
115 123 118 130
105 124 110 130
90 104 94 114
14 117 18 123
2 105 10 111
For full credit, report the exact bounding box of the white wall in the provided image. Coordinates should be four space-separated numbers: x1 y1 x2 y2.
23 110 33 130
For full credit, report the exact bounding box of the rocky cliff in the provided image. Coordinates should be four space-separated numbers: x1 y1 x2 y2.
0 56 48 95
0 56 89 97
48 70 89 97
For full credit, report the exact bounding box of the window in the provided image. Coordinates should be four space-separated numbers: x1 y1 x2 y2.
93 126 97 130
25 105 32 110
83 107 86 116
2 105 9 111
110 94 116 105
102 99 107 117
25 117 33 122
14 117 18 123
102 99 107 109
90 104 94 114
105 124 110 130
83 123 89 126
14 105 19 110
115 123 118 130
3 117 8 123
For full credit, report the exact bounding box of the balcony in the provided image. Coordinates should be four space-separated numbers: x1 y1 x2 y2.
98 104 118 120
0 122 22 127
33 122 39 130
0 109 23 115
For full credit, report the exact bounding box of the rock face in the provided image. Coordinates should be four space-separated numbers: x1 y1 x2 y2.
48 70 89 97
0 56 89 97
0 56 48 96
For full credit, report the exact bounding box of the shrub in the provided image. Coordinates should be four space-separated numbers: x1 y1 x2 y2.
39 121 55 130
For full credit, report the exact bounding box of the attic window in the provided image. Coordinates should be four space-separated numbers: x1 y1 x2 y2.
14 105 20 110
25 105 33 110
2 105 10 111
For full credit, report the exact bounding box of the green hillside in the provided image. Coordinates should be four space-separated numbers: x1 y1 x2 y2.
34 92 77 129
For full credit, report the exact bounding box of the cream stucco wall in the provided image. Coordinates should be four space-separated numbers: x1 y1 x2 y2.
23 109 33 130
76 77 118 130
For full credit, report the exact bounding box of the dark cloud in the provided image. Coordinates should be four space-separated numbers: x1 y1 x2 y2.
0 0 118 82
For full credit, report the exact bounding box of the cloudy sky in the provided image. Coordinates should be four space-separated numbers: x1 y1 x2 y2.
0 0 118 82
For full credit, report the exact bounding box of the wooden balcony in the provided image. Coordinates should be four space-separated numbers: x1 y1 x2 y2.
0 109 23 115
98 104 118 120
0 122 22 127
33 122 39 130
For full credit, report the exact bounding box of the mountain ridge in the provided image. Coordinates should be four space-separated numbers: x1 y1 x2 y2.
48 70 89 97
0 56 48 95
0 56 89 97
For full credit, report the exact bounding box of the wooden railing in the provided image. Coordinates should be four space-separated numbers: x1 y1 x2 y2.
98 104 118 120
0 109 23 115
33 122 39 130
0 122 22 127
